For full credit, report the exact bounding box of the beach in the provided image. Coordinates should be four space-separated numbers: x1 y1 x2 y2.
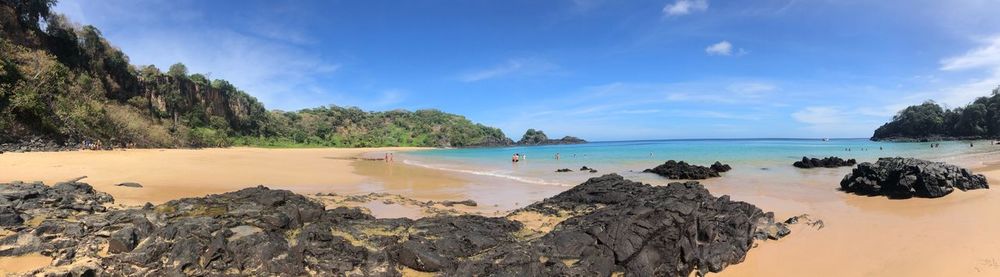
2 141 1000 276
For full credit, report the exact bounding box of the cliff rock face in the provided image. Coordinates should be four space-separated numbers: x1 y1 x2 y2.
138 75 265 134
0 174 800 276
840 157 989 198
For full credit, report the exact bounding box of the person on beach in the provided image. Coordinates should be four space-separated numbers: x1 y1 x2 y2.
385 153 390 163
555 153 560 160
390 153 394 162
512 153 519 163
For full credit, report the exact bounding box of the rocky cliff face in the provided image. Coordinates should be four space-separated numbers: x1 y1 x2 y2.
138 75 265 134
0 174 807 276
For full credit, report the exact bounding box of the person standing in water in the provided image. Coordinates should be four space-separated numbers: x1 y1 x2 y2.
555 153 560 160
512 153 519 163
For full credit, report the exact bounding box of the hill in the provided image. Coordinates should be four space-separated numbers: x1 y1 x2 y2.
871 86 1000 141
0 0 509 148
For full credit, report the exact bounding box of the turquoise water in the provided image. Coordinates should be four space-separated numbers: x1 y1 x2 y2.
404 139 1000 187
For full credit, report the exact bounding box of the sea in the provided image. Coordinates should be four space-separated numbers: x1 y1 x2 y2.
403 138 1000 188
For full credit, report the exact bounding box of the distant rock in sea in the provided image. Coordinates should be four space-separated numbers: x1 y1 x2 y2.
0 174 804 276
516 129 587 146
793 156 857 169
840 157 988 198
643 160 731 179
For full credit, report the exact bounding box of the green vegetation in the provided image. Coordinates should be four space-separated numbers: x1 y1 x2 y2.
0 0 509 148
872 86 1000 140
518 129 549 144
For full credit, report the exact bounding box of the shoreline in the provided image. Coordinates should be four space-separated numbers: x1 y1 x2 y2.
3 146 1000 276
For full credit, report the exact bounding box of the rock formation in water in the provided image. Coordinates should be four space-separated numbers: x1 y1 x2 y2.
516 129 587 146
0 174 802 276
643 160 732 179
793 156 857 169
840 157 989 198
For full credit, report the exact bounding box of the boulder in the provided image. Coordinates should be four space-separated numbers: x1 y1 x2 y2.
556 168 573 173
643 160 729 179
793 156 857 169
840 157 988 198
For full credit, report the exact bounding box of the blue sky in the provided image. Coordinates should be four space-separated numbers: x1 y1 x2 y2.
54 0 1000 140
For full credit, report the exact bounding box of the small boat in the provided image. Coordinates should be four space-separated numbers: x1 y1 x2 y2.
821 138 830 141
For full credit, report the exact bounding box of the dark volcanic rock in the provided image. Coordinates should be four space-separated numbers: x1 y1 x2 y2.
643 160 730 179
114 182 143 188
1 175 795 276
711 161 732 172
521 174 788 276
793 156 857 169
0 137 82 153
556 168 573 173
840 157 989 198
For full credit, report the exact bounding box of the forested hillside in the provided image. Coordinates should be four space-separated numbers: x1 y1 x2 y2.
872 86 1000 141
0 0 510 148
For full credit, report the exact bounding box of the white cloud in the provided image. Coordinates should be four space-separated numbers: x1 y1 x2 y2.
459 58 560 82
705 40 732 56
727 82 776 97
663 0 709 16
931 35 1000 107
940 36 1000 71
704 41 749 56
792 107 842 125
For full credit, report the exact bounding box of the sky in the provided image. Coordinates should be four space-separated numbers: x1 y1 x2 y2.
53 0 1000 141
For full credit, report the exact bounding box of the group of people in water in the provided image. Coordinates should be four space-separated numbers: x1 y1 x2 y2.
844 147 882 151
511 153 525 162
384 153 395 163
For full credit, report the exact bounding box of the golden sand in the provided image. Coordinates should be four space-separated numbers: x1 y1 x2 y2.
0 253 52 275
0 147 430 206
709 164 1000 276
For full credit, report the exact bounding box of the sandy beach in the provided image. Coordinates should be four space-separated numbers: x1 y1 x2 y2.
3 147 1000 276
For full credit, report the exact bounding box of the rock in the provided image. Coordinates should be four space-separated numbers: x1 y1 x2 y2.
114 182 143 188
555 168 573 173
580 166 598 173
439 200 477 207
711 161 732 172
1 175 795 276
793 156 857 169
516 129 587 146
840 157 989 198
521 174 789 276
643 160 728 179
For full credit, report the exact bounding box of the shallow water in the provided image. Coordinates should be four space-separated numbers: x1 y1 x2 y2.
406 138 1000 187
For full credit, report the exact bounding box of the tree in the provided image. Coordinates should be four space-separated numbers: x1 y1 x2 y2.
6 0 58 27
168 63 188 78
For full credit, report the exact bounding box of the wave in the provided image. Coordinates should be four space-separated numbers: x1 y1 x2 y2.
402 159 572 187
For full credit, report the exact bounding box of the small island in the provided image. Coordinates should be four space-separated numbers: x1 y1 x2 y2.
516 129 587 146
871 87 1000 141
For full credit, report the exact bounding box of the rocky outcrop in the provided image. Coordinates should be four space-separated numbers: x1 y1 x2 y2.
0 137 82 153
711 161 732 172
516 129 587 146
643 160 732 179
793 156 857 169
840 157 989 198
1 174 800 276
